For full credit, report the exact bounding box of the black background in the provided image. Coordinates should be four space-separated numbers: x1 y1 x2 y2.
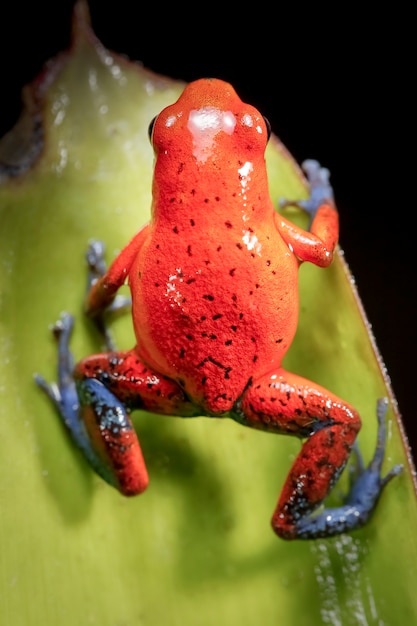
1 3 414 458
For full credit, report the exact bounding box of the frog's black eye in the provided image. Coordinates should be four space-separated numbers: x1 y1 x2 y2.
148 116 157 143
263 116 271 142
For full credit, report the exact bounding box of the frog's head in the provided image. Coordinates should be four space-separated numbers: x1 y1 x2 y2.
149 78 271 167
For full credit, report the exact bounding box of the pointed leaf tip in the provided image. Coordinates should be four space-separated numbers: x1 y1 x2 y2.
71 0 93 45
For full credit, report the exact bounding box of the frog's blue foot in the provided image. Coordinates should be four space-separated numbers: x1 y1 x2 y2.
344 398 403 503
35 313 79 429
293 398 403 539
35 313 100 467
280 159 334 219
34 313 118 487
86 241 131 351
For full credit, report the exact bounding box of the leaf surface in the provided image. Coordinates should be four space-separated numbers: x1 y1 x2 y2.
1 4 416 624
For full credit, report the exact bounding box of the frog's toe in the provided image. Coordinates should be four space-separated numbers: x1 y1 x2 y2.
34 373 61 405
279 159 334 217
86 239 107 277
302 159 331 187
369 398 403 477
299 159 333 215
50 311 74 339
301 158 321 177
372 398 403 485
107 294 132 315
346 441 366 490
346 398 403 508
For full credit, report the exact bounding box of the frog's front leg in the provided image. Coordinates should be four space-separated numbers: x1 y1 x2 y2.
84 240 133 351
36 313 198 495
276 160 339 267
233 370 402 539
82 226 150 351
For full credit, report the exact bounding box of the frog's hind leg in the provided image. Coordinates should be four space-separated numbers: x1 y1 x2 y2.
74 348 199 495
36 312 197 495
35 312 147 495
233 370 402 540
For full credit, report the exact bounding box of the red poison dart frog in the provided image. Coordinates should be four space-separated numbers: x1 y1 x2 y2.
36 78 402 540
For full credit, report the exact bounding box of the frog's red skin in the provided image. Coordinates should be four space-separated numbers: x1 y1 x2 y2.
68 78 366 539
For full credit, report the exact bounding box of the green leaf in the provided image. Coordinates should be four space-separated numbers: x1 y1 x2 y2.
1 2 416 624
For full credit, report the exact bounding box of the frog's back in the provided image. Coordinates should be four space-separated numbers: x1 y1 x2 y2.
130 218 299 414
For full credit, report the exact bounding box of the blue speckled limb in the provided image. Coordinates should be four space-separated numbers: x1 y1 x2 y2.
85 240 132 351
35 312 120 488
293 398 403 539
